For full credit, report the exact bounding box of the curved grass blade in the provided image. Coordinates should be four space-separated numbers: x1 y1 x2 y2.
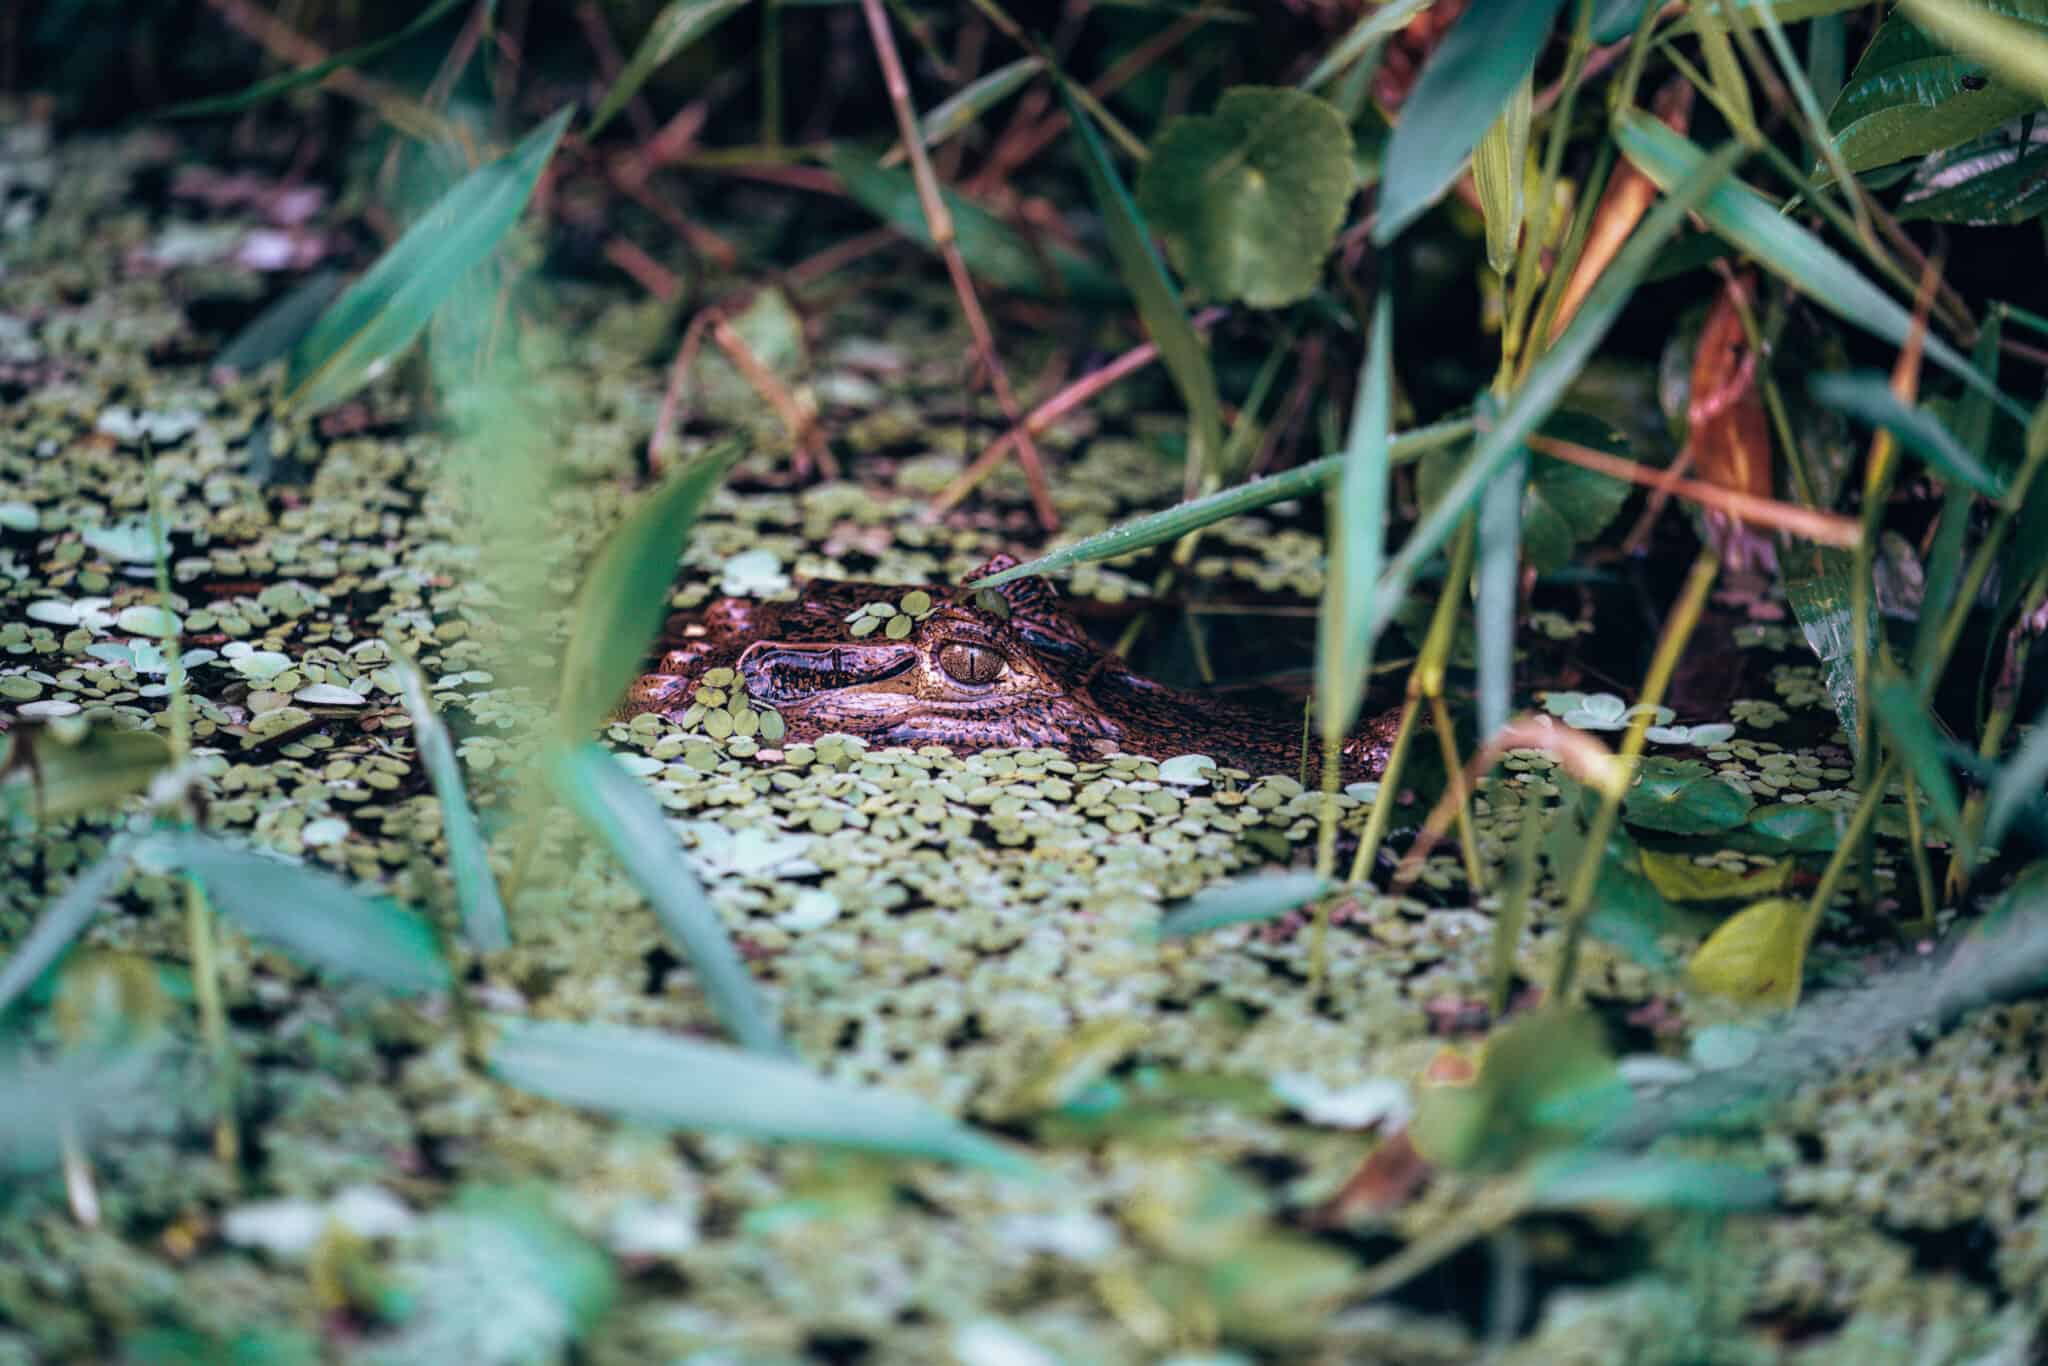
1870 673 1973 864
487 1015 1035 1176
1059 77 1222 480
1612 112 2018 419
1300 0 1434 92
1476 435 1526 739
1374 0 1571 244
556 440 743 738
548 742 786 1056
0 839 135 1016
1154 870 1332 941
166 833 451 995
898 55 1043 158
389 641 509 952
970 414 1476 588
1366 140 1748 632
1318 294 1393 745
285 105 573 415
161 0 473 118
589 0 750 137
214 270 343 378
1808 372 2005 498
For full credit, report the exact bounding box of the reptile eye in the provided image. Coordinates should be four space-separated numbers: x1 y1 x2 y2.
937 641 1004 685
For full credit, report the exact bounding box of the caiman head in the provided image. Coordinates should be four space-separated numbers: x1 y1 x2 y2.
737 555 1128 754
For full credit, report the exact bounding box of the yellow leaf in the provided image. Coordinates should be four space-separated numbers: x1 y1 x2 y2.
1687 897 1814 1009
1639 849 1789 902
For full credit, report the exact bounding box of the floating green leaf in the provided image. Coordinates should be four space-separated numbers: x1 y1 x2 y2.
1137 87 1356 308
1624 757 1756 835
167 833 451 995
1825 4 2042 173
1374 0 1571 244
285 106 573 414
589 0 750 137
549 743 785 1055
1061 78 1223 478
390 640 509 952
1614 112 2016 417
556 441 743 737
487 1016 1035 1176
1154 871 1332 940
1317 294 1392 745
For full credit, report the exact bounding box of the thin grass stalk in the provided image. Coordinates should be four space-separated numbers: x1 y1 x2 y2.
1549 545 1719 1003
1430 692 1487 891
1346 695 1424 886
1899 767 1939 933
1804 752 1898 919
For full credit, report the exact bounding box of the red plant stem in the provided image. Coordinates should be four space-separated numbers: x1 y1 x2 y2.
604 238 683 301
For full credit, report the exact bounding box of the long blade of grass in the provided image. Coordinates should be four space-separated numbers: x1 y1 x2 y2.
1319 294 1394 745
285 105 573 414
549 743 786 1055
1808 372 2005 499
487 1015 1034 1176
556 441 743 737
1612 112 2017 419
1871 673 1974 864
389 641 509 953
970 415 1476 588
1476 433 1526 739
0 840 135 1016
1986 699 2048 845
214 270 343 377
1374 0 1572 244
1300 0 1435 92
895 54 1043 159
589 0 751 137
162 0 475 117
1366 139 1748 633
1058 76 1223 482
166 833 452 995
1154 870 1333 941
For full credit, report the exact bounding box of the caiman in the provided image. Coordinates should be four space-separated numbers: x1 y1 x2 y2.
623 555 1400 781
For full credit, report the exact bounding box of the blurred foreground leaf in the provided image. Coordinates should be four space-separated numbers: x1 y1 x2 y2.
591 0 749 136
2 722 170 828
1155 870 1333 940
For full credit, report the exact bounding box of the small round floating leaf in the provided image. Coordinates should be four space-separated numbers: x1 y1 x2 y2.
900 590 933 616
884 613 913 640
850 616 881 638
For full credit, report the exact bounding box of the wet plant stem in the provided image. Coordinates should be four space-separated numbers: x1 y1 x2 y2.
1550 546 1719 1003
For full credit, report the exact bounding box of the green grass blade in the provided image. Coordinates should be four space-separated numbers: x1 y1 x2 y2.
1612 111 2018 420
1987 699 2048 845
1374 0 1571 244
1367 139 1748 631
167 833 452 995
1808 372 2006 498
970 415 1475 588
1476 435 1527 739
589 0 751 137
1154 871 1332 940
549 742 787 1055
487 1015 1035 1176
905 55 1043 154
160 0 474 118
0 839 134 1015
1318 294 1393 745
1059 76 1223 481
1300 0 1433 91
389 641 509 953
1870 673 1973 864
214 270 343 377
556 441 744 738
1525 1152 1777 1212
285 106 574 414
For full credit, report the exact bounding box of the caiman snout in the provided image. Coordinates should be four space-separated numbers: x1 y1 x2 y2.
738 640 918 706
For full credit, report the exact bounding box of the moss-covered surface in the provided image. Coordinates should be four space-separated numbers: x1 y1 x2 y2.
3 111 2046 1365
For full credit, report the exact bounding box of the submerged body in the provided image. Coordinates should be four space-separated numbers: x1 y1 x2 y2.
624 556 1399 781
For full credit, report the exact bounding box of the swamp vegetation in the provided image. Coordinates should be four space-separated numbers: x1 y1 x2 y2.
8 0 2048 1360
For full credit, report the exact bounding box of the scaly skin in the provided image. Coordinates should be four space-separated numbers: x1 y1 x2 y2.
622 556 1401 781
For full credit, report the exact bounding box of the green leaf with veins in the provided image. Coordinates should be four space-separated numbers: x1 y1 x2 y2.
1624 757 1756 835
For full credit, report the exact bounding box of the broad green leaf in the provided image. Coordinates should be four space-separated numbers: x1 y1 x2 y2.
1687 897 1812 1008
1899 129 2048 224
1522 415 1634 574
1408 1009 1632 1170
902 55 1043 155
1366 139 1747 635
1472 74 1532 276
1987 698 2048 843
1061 80 1223 478
1623 757 1756 834
1899 0 2048 108
487 1016 1035 1175
832 149 1124 302
1784 548 1867 754
556 441 743 736
285 106 572 414
1137 87 1356 308
1826 5 2040 174
1741 802 1845 852
1374 0 1571 244
0 840 134 1015
1317 294 1392 745
589 0 750 136
1871 673 1974 861
549 743 785 1055
161 0 473 118
1154 871 1332 940
970 416 1476 588
1614 112 2017 417
389 641 509 952
1526 1152 1777 1211
214 270 343 376
1544 789 1673 967
167 833 451 995
1299 0 1434 91
2 723 171 828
